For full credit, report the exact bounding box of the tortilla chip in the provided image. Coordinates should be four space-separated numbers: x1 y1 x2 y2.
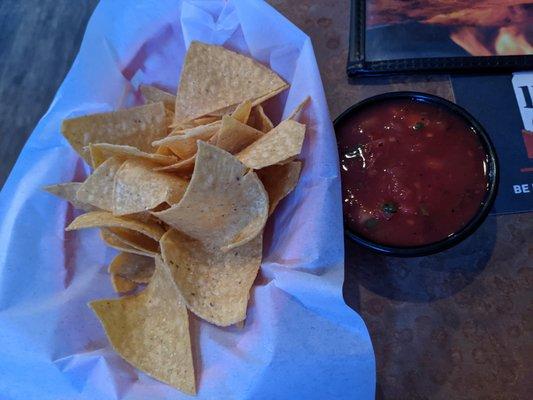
160 230 262 326
191 81 285 123
109 252 155 284
111 274 138 294
257 161 302 215
207 132 220 145
251 85 288 106
231 100 252 124
194 116 220 126
205 104 238 118
154 145 174 156
129 207 168 225
76 157 123 211
108 227 160 255
248 104 274 133
215 115 263 154
153 142 268 251
62 103 169 165
287 96 310 121
171 103 245 130
174 42 287 123
152 121 221 159
169 118 222 134
89 143 177 169
90 256 195 394
100 229 157 257
43 182 98 212
170 116 221 131
237 119 306 170
113 159 188 215
66 211 165 241
154 156 196 174
199 86 285 122
140 85 176 111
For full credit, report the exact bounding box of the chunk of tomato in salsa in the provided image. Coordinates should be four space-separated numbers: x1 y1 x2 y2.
337 98 488 247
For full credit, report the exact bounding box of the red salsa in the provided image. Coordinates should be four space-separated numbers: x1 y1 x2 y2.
337 98 489 247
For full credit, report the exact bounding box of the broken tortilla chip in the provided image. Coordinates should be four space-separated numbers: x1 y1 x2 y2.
76 157 123 211
152 121 221 159
43 182 98 212
161 230 262 327
111 274 138 294
140 85 176 111
62 103 169 165
257 161 302 215
90 256 195 394
66 211 165 241
108 227 160 255
173 42 287 123
113 159 188 215
248 104 274 133
109 252 155 284
89 143 177 169
216 115 263 154
237 119 306 170
100 229 157 257
153 142 268 251
231 100 252 124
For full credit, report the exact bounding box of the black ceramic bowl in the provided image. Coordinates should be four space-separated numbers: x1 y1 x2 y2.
334 91 499 257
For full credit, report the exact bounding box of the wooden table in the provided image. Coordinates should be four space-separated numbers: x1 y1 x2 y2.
0 0 99 189
1 1 531 399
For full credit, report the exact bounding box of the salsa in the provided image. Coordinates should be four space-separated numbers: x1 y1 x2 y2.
337 97 489 247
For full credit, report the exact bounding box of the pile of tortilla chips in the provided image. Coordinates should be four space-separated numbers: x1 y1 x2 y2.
44 42 309 395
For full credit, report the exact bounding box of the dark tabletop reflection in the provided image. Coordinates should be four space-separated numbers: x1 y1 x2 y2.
344 216 496 306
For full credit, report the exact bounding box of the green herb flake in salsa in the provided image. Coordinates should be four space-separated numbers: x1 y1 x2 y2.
413 121 425 130
381 202 398 214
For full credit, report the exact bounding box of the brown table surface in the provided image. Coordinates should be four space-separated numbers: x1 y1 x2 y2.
1 1 531 399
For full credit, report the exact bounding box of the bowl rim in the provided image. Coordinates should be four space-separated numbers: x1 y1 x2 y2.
334 91 499 257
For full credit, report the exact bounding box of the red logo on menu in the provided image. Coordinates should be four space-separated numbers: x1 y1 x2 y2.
522 130 533 159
